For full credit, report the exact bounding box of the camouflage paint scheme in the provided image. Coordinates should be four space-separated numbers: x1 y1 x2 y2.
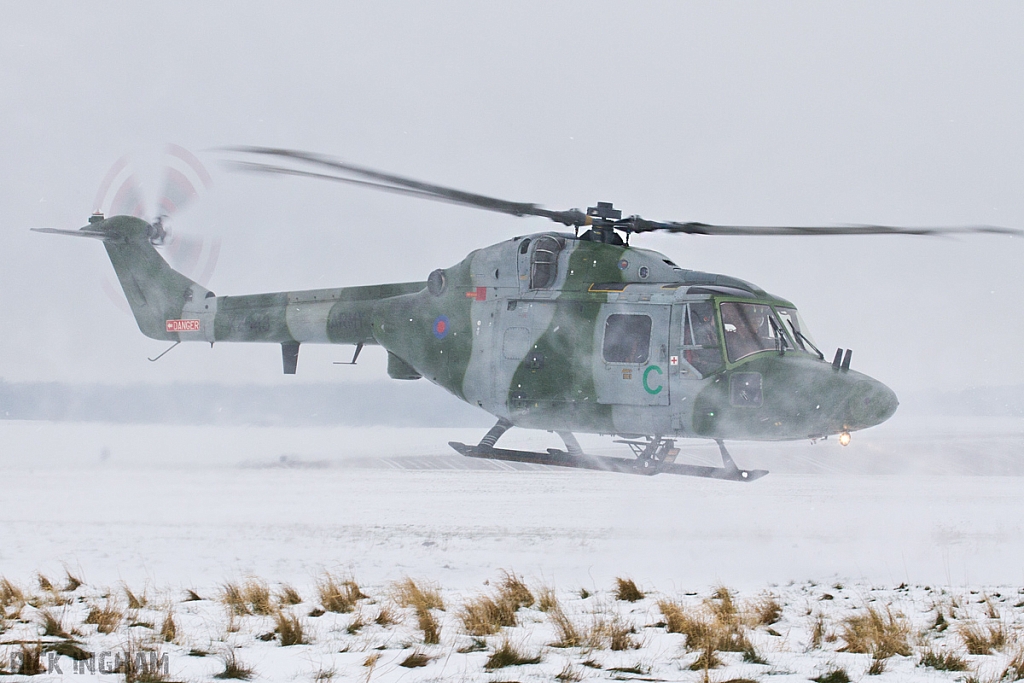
95 215 898 442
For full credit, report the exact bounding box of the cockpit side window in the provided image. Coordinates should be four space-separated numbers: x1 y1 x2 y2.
681 301 723 377
720 302 785 362
529 236 562 289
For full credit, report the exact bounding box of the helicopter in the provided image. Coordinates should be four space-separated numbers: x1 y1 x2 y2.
34 147 1024 482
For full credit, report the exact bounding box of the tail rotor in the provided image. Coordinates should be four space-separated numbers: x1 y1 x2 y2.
91 145 221 310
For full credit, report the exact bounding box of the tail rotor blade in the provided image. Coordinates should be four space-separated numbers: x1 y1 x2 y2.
158 144 213 220
109 173 147 219
166 231 204 272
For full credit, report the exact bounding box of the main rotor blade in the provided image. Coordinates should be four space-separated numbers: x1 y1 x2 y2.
222 146 586 227
625 219 1024 237
223 146 1023 239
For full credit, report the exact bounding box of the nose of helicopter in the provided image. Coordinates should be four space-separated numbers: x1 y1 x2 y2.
841 377 899 430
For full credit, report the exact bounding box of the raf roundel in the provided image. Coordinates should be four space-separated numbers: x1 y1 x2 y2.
433 315 449 340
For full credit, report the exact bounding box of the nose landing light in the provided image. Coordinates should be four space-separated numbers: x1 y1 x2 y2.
839 431 852 447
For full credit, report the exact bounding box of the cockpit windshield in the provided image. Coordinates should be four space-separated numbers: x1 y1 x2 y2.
776 307 821 357
719 302 786 362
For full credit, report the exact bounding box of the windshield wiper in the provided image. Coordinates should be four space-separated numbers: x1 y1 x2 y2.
787 321 825 360
770 317 789 355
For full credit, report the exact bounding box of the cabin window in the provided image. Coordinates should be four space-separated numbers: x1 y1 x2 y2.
529 236 562 289
603 314 652 364
720 302 785 362
681 301 723 376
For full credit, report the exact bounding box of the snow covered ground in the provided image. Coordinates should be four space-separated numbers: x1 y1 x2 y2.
1 415 1023 680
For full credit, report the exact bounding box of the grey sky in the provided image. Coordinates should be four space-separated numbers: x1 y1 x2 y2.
2 1 1022 398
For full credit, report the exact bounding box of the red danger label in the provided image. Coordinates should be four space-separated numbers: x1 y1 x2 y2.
166 319 201 332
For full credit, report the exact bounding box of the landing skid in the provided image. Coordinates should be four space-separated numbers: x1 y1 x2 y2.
448 439 768 482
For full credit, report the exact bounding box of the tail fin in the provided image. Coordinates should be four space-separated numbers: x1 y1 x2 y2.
37 215 215 341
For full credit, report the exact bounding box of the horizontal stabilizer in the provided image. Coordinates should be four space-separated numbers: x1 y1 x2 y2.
31 227 112 240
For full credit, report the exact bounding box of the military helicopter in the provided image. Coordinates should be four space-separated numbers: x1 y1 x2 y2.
35 147 1023 481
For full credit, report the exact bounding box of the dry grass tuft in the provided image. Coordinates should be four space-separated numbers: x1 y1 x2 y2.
274 610 305 646
63 571 83 593
689 642 722 671
751 594 783 626
499 571 534 608
985 595 1001 620
0 578 24 611
215 649 255 680
39 608 69 638
459 571 537 635
812 666 851 683
1002 648 1024 681
117 637 169 683
31 573 69 608
242 579 272 615
707 586 738 622
85 601 124 634
608 663 650 675
393 578 442 644
457 637 488 653
549 606 582 648
658 599 689 634
318 574 368 614
349 614 368 635
565 613 641 651
361 653 380 682
277 584 302 606
615 577 644 602
418 607 441 644
919 648 969 672
160 611 176 642
959 621 1008 654
399 651 432 668
16 643 43 676
124 584 146 610
461 593 516 635
485 638 542 670
220 579 274 616
374 605 396 626
222 583 248 616
808 612 829 650
183 589 203 602
605 616 639 651
313 666 336 683
37 573 54 592
839 605 911 658
393 578 443 611
658 597 750 654
556 662 584 681
537 586 558 613
45 641 92 662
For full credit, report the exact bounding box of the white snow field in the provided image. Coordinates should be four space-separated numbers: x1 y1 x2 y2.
1 415 1023 681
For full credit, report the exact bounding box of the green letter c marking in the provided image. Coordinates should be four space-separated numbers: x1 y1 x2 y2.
643 365 663 395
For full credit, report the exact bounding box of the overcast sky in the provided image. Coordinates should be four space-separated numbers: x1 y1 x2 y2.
2 2 1022 399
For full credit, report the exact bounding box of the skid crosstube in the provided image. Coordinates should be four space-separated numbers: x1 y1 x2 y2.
448 442 768 482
